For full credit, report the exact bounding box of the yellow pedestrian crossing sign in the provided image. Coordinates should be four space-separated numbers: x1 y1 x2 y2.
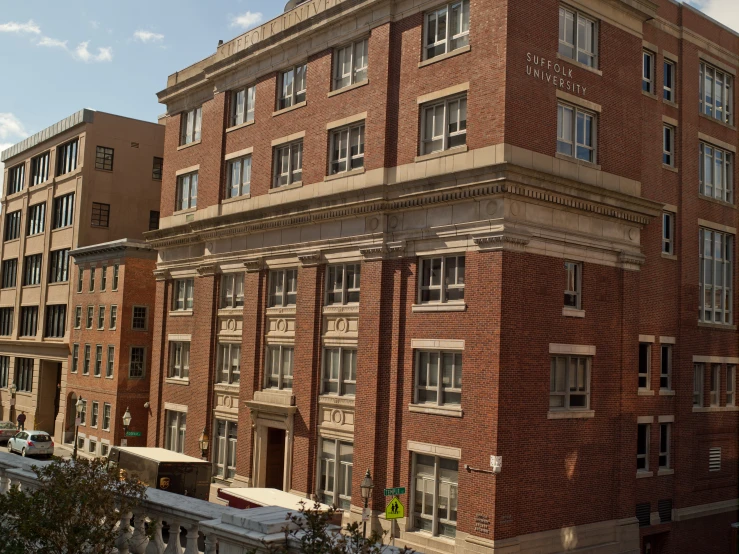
385 496 404 520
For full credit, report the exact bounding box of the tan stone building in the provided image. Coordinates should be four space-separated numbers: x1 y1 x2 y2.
0 110 164 442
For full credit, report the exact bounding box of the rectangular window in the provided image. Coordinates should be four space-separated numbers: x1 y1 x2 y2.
412 453 458 537
14 358 33 392
698 228 733 325
71 344 79 373
113 264 119 290
88 440 97 454
103 403 111 430
550 355 591 410
326 263 361 305
330 123 365 175
110 305 118 329
152 157 163 180
662 212 675 255
129 347 146 379
277 64 307 110
659 423 671 469
699 142 733 203
231 85 256 127
79 400 87 425
333 38 368 89
44 305 66 338
220 273 244 309
176 172 198 211
637 423 650 472
0 357 7 388
91 402 99 428
31 153 49 186
168 342 190 379
322 347 357 396
414 350 462 406
660 344 672 390
727 364 736 406
27 203 46 236
638 343 651 390
57 139 79 175
179 107 202 145
319 438 353 509
268 269 298 308
100 266 107 291
83 345 91 375
101 443 109 457
49 249 70 283
22 254 42 286
642 50 655 94
4 211 22 241
1 259 17 288
273 141 303 188
421 95 467 155
149 211 160 231
97 306 105 330
709 446 721 472
52 193 75 229
557 102 596 163
218 343 240 384
559 6 597 67
172 279 194 311
710 363 720 406
663 125 674 167
424 1 470 60
19 307 38 337
77 268 84 293
419 255 464 304
700 61 734 125
564 261 581 309
265 345 294 390
7 164 25 195
106 346 114 378
663 59 675 102
132 306 148 330
226 156 251 199
95 146 114 171
89 267 95 292
694 363 704 407
91 202 110 227
165 410 187 454
0 308 13 336
214 420 238 480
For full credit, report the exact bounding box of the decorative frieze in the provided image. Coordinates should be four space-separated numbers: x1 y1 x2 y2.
318 395 355 435
473 232 530 252
214 384 240 416
298 251 322 266
197 263 218 277
218 316 243 337
243 258 263 273
153 269 170 282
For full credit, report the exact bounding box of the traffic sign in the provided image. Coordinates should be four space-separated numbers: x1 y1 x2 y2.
384 487 405 496
125 431 142 437
385 496 404 520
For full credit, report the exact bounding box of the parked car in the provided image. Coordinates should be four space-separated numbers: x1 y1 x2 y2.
7 430 54 458
0 421 17 445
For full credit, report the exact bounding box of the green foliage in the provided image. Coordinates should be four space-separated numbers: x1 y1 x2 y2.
0 456 147 554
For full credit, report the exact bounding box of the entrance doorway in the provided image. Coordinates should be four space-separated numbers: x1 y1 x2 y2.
265 428 286 490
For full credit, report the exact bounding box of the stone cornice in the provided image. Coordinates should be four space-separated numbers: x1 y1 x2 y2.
153 269 170 282
197 263 219 277
473 232 531 252
298 251 322 267
243 258 264 273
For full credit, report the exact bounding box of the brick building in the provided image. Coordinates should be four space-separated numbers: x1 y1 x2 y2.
146 0 738 552
0 110 164 442
65 239 157 456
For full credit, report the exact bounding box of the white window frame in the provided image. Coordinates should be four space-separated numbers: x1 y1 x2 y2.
218 342 241 385
268 269 298 308
172 279 194 312
97 306 105 330
659 422 671 469
694 363 705 407
220 273 244 309
176 172 198 211
132 306 148 331
550 355 591 411
165 410 187 454
91 401 99 428
638 342 651 391
129 346 146 379
663 125 675 167
558 6 597 68
414 350 462 407
418 255 465 304
333 38 368 90
642 50 655 94
321 347 357 396
179 107 202 145
102 403 111 431
699 142 733 203
94 345 103 377
214 419 238 480
273 140 303 189
637 423 650 473
564 261 582 309
326 263 361 306
277 64 307 110
663 59 675 102
700 61 734 125
329 123 365 175
106 345 114 378
411 453 459 538
660 344 672 391
168 342 190 380
727 364 736 406
231 85 256 127
83 344 91 376
265 344 294 390
26 203 46 236
318 438 353 510
423 1 470 61
662 212 675 255
72 344 79 373
557 102 596 163
698 228 733 325
710 363 721 407
226 155 252 199
421 94 467 155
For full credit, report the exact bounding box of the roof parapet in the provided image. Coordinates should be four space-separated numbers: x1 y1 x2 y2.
1 109 94 163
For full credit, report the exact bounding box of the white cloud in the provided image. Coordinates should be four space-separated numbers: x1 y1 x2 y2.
133 30 164 43
0 20 41 34
0 113 27 141
90 20 100 30
230 11 264 29
74 41 113 63
686 1 739 32
38 36 68 49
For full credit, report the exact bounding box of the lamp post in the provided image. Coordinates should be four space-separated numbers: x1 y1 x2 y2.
122 407 132 445
72 396 84 459
8 383 16 425
198 428 209 460
360 469 374 539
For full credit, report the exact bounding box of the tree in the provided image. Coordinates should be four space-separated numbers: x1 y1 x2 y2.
0 456 147 554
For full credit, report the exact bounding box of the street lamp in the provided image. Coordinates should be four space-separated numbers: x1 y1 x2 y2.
198 428 209 459
8 383 16 425
122 407 132 439
360 469 374 538
72 396 84 459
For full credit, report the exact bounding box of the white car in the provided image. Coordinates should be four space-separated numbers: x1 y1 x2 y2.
0 421 17 445
7 430 54 458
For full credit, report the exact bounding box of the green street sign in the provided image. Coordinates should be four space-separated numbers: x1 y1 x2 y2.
384 487 406 496
125 431 142 437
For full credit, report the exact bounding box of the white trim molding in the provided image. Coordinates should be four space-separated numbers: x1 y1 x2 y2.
674 499 739 521
693 355 739 364
637 415 654 424
407 440 461 460
556 89 602 113
639 335 656 343
326 112 367 131
271 131 306 147
411 339 465 350
658 415 674 423
225 147 254 161
698 219 737 235
164 402 189 413
175 165 200 177
549 343 596 356
167 334 192 342
659 336 676 344
417 82 470 105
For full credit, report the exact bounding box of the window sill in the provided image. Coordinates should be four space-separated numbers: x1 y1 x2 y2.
662 164 678 173
169 310 194 317
693 405 739 413
659 389 676 396
166 378 190 386
327 79 369 98
272 101 307 117
554 152 601 170
638 389 655 396
698 194 736 209
697 322 737 331
408 404 463 417
418 45 471 68
403 530 456 547
636 471 653 479
663 100 679 109
661 253 677 261
547 410 595 420
657 468 675 476
269 181 303 194
415 145 468 163
412 302 467 313
94 167 113 173
22 284 41 289
177 140 201 151
225 120 255 133
698 112 737 131
642 89 658 101
324 168 365 182
2 239 20 245
173 206 197 216
562 307 585 318
555 53 603 76
222 194 251 205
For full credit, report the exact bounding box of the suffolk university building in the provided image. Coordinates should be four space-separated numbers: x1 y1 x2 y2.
147 0 739 552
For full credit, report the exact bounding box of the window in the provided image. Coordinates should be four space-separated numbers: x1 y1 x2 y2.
22 255 42 286
97 306 105 330
265 345 294 390
218 343 240 384
2 259 17 288
83 345 91 375
226 156 251 199
663 59 675 102
412 454 458 538
132 306 148 330
700 61 733 125
559 6 597 67
103 403 111 430
72 344 79 373
727 365 736 406
19 307 38 337
273 141 303 188
57 139 79 175
564 261 581 309
165 410 187 453
168 342 190 379
31 153 49 185
268 269 298 308
662 212 675 255
49 249 70 283
86 306 94 329
637 423 650 472
172 279 194 311
419 256 464 304
0 308 13 336
663 125 674 167
414 351 462 406
326 264 361 305
77 268 84 293
110 305 118 329
319 439 353 509
91 402 99 427
660 345 672 390
53 193 75 229
550 355 590 410
27 203 46 236
694 363 704 407
557 102 596 163
14 358 33 392
176 172 198 211
179 107 202 145
0 357 7 388
333 39 368 89
424 1 469 60
112 264 119 290
88 439 97 454
95 146 114 171
106 346 114 378
152 157 164 180
149 211 160 231
5 211 21 241
659 423 671 469
642 50 655 94
129 347 145 378
89 267 95 292
277 64 307 110
330 123 365 174
91 202 110 227
214 420 238 480
44 305 66 338
101 443 109 457
322 347 357 396
79 400 87 425
421 95 467 155
7 164 25 195
699 143 733 203
638 343 651 390
699 228 733 325
231 85 256 127
220 273 244 309
710 364 720 406
100 266 107 291
709 446 721 472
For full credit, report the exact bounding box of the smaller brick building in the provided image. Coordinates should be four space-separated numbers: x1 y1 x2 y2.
65 239 156 456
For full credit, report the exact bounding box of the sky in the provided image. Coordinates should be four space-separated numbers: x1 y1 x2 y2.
0 0 737 179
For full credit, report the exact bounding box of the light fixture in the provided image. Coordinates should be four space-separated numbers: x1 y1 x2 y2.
76 396 84 414
8 383 16 395
73 396 84 459
122 407 132 432
198 428 209 458
360 469 374 538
